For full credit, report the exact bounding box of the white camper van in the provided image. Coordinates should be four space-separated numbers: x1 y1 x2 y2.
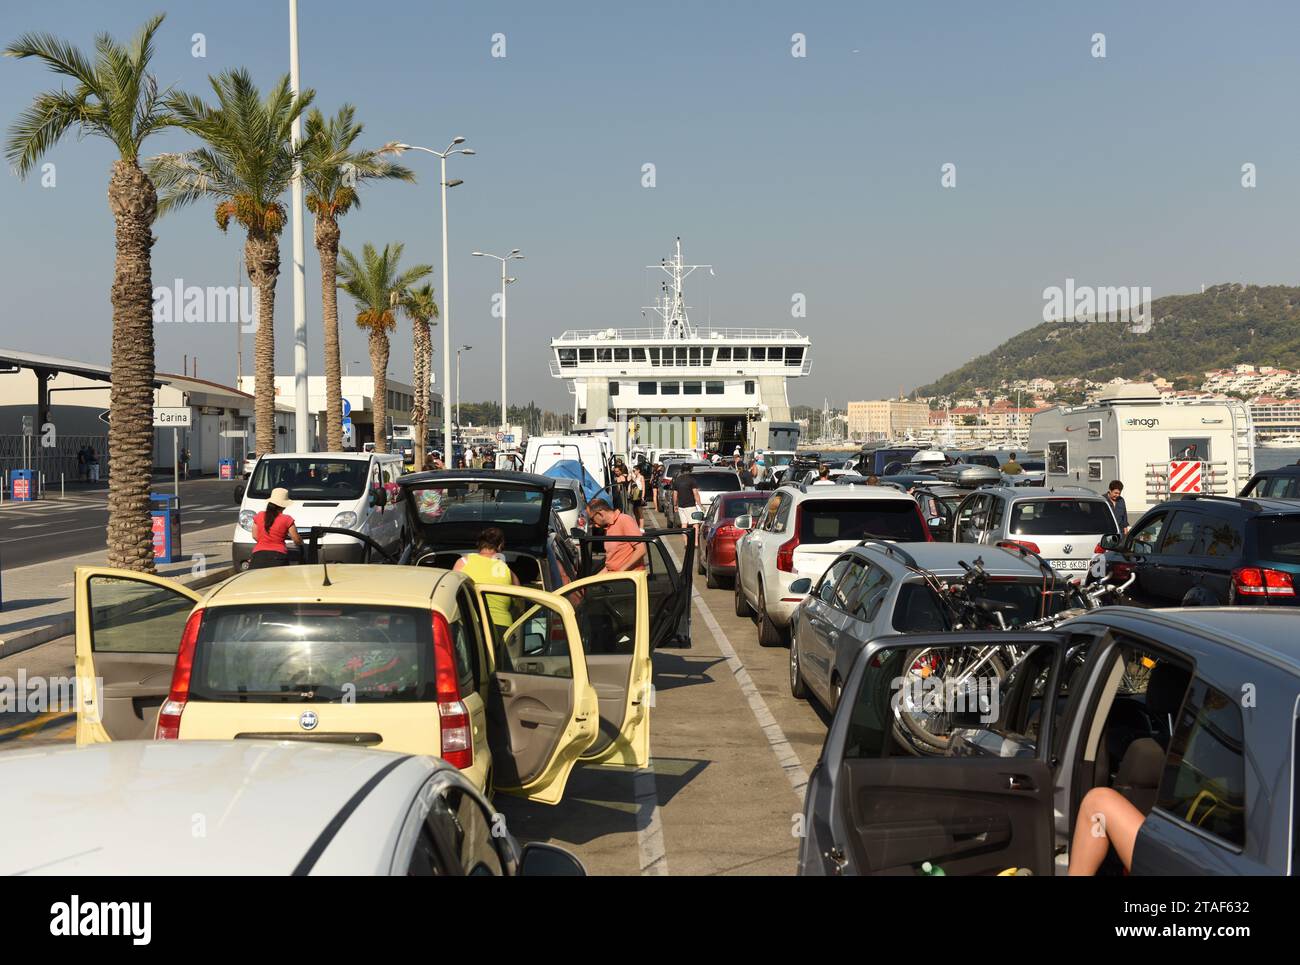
232 451 407 569
522 435 611 494
1027 384 1255 515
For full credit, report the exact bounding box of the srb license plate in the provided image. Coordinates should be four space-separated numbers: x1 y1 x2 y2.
1051 559 1089 571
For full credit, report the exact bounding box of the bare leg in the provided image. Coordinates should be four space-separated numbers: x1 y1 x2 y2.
1068 787 1145 875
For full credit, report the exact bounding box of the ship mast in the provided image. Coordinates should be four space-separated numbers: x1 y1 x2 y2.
645 237 712 339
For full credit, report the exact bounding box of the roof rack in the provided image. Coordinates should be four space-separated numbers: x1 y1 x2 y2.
1182 494 1261 512
858 540 918 569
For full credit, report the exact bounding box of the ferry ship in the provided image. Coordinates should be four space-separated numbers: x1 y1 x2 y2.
549 239 812 455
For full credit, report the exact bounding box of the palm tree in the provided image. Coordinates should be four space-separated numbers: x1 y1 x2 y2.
147 69 313 458
5 14 175 572
402 283 438 470
301 106 413 451
336 243 432 453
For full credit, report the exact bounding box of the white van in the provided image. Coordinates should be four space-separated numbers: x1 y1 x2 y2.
232 451 407 569
523 435 611 492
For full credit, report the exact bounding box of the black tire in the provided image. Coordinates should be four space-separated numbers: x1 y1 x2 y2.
734 573 752 617
789 633 809 699
705 560 721 589
757 584 786 648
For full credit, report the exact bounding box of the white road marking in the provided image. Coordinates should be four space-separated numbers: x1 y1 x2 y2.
634 764 668 875
0 524 105 544
655 511 809 803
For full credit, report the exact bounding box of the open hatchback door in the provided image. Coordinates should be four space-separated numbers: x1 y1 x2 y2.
73 566 201 745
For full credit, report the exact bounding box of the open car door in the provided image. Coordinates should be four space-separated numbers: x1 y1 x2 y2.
555 570 651 767
73 566 201 746
474 584 599 805
826 632 1069 875
576 528 693 648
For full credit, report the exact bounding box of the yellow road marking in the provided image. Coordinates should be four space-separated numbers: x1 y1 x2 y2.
0 712 74 742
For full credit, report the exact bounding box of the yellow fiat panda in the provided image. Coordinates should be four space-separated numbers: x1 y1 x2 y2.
73 558 652 806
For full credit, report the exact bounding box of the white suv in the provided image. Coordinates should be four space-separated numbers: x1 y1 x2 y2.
733 484 936 646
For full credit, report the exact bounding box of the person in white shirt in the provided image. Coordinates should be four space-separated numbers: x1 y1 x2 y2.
811 466 836 486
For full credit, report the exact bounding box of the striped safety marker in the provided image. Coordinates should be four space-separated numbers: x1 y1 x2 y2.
1168 460 1204 494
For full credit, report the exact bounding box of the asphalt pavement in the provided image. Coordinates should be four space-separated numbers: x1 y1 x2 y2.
0 476 241 569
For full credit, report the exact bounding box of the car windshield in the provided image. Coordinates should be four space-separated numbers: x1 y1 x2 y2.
409 480 546 525
1252 516 1300 563
248 458 370 500
1011 499 1118 536
189 604 433 702
720 495 768 520
892 578 1070 632
768 453 795 467
693 471 742 492
800 499 925 543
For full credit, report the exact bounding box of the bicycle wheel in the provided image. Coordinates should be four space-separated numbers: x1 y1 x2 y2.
891 646 1009 756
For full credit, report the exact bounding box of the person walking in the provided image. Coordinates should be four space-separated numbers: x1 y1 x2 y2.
87 447 100 482
1106 480 1129 533
76 446 87 482
181 447 191 481
249 487 303 568
629 462 647 526
671 463 702 546
586 498 646 573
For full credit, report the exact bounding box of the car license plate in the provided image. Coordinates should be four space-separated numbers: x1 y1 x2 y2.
1051 559 1088 570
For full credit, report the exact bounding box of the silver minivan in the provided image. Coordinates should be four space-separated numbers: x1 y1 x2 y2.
951 485 1119 576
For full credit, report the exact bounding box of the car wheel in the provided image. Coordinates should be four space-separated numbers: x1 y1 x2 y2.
757 585 785 648
705 559 721 589
697 549 706 576
734 572 752 617
789 634 808 699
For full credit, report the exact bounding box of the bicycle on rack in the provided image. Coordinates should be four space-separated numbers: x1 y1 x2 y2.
889 551 1136 756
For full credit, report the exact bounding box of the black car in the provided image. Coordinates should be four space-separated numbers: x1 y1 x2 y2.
1099 494 1300 607
1240 463 1300 499
800 606 1299 875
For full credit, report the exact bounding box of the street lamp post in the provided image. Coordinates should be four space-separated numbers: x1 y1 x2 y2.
472 249 523 433
395 139 475 455
288 0 309 451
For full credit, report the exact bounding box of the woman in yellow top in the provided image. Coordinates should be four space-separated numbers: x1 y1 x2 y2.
453 527 519 630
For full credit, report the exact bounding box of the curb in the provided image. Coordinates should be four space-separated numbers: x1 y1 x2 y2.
0 565 235 660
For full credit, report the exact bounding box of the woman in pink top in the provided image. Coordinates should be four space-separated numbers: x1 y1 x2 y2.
250 487 304 568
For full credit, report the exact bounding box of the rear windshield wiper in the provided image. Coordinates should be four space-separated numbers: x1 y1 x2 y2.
220 684 339 701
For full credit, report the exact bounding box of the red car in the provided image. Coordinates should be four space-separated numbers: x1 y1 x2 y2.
698 490 771 588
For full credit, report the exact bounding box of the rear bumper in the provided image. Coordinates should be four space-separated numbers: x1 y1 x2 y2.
708 536 739 570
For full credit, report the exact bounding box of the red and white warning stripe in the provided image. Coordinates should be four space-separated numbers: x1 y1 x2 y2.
1168 460 1203 494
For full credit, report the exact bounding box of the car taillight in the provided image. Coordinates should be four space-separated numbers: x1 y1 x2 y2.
156 608 204 740
997 539 1041 555
776 534 799 572
432 611 473 769
1232 566 1296 598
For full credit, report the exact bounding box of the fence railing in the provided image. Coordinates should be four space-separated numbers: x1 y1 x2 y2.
0 434 109 497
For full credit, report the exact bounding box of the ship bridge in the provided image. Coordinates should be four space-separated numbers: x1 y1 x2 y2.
549 240 812 453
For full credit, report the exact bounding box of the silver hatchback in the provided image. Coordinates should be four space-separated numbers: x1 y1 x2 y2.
951 485 1120 576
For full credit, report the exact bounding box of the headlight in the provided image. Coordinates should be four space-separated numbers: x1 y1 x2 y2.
238 510 256 532
331 511 359 528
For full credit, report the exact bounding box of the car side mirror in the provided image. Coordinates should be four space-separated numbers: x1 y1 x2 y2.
519 842 586 876
789 577 812 594
928 516 946 529
691 511 704 521
370 487 387 508
570 526 586 538
1099 533 1123 550
734 514 754 531
234 485 245 503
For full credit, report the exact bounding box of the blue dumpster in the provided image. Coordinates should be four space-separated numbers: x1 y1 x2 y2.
9 469 36 502
150 493 182 563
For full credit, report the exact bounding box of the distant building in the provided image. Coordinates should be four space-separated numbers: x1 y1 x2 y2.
847 399 930 440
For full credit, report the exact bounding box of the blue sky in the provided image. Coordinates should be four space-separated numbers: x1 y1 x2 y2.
3 0 1299 409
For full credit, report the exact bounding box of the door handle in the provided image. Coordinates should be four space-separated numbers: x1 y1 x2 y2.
1006 774 1036 791
497 678 514 696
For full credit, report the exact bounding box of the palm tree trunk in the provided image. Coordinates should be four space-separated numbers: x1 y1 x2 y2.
105 160 159 572
410 320 429 471
246 230 280 457
315 215 344 451
370 329 390 454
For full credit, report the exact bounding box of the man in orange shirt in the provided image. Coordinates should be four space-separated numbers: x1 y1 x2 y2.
586 497 646 573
